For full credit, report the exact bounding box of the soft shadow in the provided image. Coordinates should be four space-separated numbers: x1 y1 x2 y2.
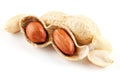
40 45 55 53
8 32 109 70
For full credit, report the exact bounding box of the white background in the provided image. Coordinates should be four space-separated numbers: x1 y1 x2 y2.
0 0 120 80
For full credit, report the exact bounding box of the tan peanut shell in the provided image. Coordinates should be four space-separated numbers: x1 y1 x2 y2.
64 16 101 45
90 36 112 53
5 14 26 33
40 11 101 45
40 11 67 26
20 16 89 61
88 50 113 67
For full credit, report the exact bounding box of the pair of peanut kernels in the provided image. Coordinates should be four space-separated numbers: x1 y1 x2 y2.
5 11 113 67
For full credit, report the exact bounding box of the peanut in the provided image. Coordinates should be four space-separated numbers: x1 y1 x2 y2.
26 21 47 43
53 28 75 56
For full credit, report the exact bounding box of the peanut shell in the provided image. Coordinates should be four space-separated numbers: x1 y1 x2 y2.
90 36 112 52
5 14 26 33
40 11 67 26
88 50 113 67
40 12 101 45
64 16 101 45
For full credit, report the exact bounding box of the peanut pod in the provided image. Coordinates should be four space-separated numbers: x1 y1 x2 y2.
5 12 113 67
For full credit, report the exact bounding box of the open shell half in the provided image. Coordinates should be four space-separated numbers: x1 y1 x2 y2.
20 15 89 61
88 50 113 67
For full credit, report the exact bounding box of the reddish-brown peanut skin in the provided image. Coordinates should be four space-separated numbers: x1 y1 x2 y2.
26 22 47 43
53 28 75 56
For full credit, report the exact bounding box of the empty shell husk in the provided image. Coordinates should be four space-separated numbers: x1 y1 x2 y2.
88 50 113 67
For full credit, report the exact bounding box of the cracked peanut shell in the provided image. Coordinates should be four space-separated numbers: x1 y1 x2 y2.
40 11 101 45
20 15 89 61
